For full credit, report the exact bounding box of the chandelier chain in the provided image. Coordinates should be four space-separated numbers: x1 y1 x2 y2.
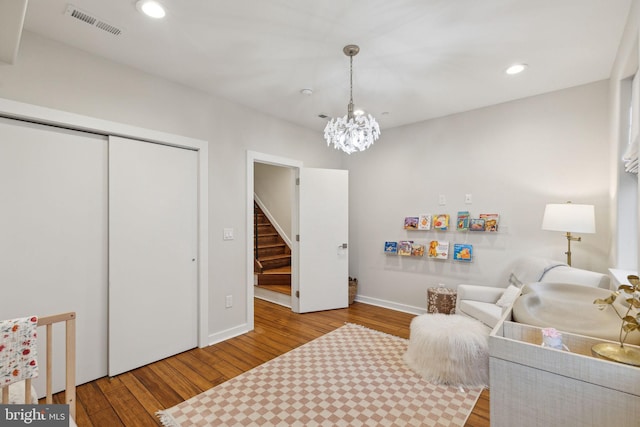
349 55 354 107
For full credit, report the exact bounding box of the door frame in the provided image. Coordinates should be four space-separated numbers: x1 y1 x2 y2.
0 97 209 348
246 151 302 328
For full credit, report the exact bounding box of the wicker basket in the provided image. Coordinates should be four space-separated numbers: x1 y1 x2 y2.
348 277 358 305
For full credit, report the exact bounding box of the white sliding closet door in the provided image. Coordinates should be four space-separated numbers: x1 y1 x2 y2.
108 136 198 376
0 117 108 393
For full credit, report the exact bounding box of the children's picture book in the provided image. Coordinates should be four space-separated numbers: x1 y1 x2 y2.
398 241 413 256
480 213 499 232
456 211 470 231
453 243 473 262
418 214 432 230
427 240 449 259
411 243 425 257
404 217 419 230
469 218 485 231
384 241 398 255
433 214 449 230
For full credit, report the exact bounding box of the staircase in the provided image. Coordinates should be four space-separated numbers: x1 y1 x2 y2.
254 202 291 294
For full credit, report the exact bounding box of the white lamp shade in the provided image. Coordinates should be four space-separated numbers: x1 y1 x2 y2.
542 203 595 233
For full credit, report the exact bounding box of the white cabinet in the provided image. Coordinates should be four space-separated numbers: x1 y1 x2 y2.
609 268 638 290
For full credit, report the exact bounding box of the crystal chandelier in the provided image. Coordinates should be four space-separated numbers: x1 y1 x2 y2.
324 45 381 154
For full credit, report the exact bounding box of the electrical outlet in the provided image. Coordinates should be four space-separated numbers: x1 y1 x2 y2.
225 295 233 308
438 194 446 206
223 228 234 240
465 194 472 204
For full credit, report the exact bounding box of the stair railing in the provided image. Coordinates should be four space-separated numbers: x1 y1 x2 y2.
254 204 259 260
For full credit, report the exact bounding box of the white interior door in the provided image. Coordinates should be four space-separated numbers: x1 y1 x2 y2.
0 117 108 394
297 168 349 313
108 136 198 376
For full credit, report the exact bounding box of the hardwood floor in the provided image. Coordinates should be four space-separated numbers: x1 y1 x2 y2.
255 282 292 295
60 299 489 426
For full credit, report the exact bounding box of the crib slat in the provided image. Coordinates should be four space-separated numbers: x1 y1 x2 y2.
66 316 76 420
25 378 32 403
46 323 53 404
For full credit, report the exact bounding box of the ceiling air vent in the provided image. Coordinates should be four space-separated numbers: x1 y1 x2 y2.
64 4 122 36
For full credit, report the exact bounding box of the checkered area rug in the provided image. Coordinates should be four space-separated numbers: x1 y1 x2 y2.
157 323 482 427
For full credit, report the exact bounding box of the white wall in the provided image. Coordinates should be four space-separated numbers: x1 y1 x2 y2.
347 81 611 312
254 162 294 242
0 31 342 341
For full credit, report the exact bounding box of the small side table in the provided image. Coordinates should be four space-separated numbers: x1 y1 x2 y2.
427 287 457 314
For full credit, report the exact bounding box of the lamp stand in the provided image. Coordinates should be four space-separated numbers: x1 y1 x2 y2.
564 232 581 266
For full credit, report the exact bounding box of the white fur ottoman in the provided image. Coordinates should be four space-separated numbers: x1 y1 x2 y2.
403 314 489 387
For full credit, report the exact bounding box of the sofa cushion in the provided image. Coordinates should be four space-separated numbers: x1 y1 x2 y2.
506 257 566 285
458 300 503 329
541 266 610 289
496 285 522 308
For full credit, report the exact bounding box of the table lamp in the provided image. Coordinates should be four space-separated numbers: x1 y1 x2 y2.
541 202 595 266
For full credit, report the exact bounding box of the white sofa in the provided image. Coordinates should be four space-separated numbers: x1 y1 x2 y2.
455 257 610 330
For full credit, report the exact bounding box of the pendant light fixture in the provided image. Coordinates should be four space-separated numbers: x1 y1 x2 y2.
324 45 381 154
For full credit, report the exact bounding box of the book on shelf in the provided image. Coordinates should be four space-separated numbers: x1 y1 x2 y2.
404 217 419 230
469 218 485 231
456 211 470 231
417 214 432 230
398 241 413 256
427 240 449 259
384 241 398 255
411 243 425 257
479 213 499 232
453 243 473 262
433 214 449 230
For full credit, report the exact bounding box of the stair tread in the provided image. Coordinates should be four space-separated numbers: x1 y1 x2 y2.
259 254 291 261
254 203 291 271
258 243 286 248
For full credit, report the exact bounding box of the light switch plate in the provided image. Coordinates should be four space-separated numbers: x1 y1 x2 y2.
438 194 446 206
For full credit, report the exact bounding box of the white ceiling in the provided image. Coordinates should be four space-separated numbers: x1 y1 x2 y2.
20 0 633 131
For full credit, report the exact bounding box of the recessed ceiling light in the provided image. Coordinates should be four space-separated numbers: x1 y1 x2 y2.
505 64 527 75
136 1 166 19
300 88 313 96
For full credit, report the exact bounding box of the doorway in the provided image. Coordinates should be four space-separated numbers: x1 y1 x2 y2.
246 151 350 329
253 162 294 304
246 152 302 329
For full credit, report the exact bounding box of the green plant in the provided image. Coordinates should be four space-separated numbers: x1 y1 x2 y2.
594 275 640 347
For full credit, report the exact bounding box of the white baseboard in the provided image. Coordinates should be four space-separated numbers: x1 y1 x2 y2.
207 294 422 347
254 286 292 308
354 294 427 316
207 323 250 346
